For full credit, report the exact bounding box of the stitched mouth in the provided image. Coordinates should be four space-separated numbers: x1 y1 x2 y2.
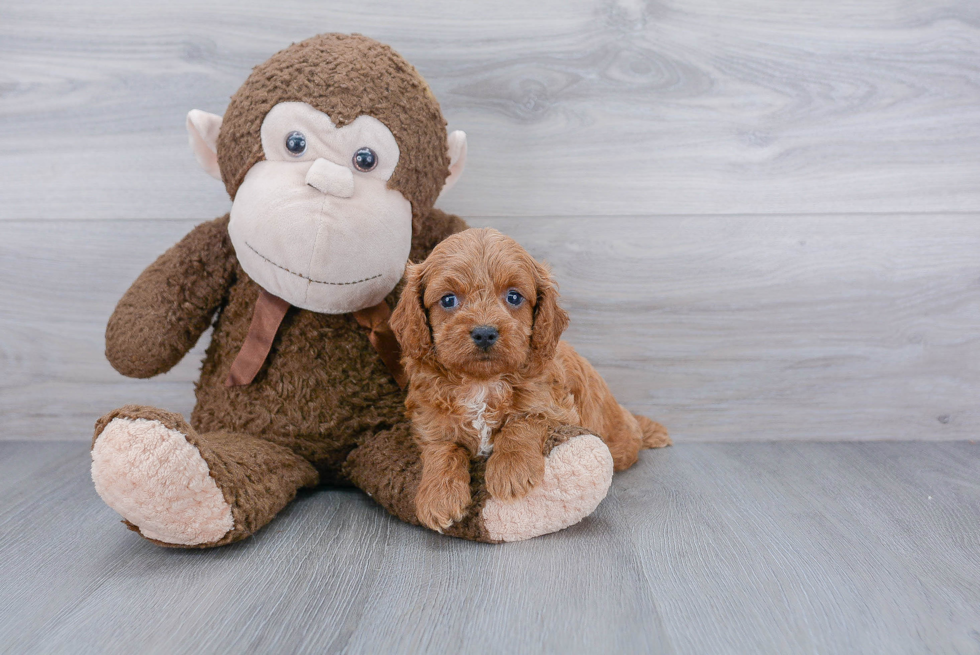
245 242 383 286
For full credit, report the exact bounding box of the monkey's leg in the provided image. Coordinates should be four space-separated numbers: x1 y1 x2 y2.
91 405 318 548
344 423 613 543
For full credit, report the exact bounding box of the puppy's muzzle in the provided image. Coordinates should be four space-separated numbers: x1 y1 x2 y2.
470 325 499 351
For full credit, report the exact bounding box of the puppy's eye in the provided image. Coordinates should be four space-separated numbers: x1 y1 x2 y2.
352 147 378 172
440 293 458 309
285 131 307 156
506 290 524 306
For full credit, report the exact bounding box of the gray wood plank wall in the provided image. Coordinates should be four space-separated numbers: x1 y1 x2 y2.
2 0 978 441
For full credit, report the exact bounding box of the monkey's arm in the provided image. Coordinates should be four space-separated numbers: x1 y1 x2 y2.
106 214 237 378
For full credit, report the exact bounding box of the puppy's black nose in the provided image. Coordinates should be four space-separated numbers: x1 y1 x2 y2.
470 325 499 351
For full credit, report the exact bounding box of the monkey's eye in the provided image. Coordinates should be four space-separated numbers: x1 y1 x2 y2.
440 293 458 309
352 147 378 172
285 131 307 156
506 290 524 307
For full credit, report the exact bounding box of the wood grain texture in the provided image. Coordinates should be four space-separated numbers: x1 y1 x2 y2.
2 0 979 219
1 440 978 654
2 215 977 442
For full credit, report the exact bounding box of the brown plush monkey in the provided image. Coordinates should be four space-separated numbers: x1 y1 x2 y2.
91 33 615 547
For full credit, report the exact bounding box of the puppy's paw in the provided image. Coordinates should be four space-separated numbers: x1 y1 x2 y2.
486 450 546 502
415 476 472 532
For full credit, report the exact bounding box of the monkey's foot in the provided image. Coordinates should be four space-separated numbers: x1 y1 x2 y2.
92 413 234 546
92 405 319 548
480 429 613 542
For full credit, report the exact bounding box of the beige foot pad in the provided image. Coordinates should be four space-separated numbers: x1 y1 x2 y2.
481 434 614 542
91 417 234 546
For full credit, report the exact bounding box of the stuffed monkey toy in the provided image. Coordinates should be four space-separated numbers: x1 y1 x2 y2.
91 33 615 547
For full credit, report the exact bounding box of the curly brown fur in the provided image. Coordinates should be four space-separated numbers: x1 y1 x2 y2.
391 229 670 531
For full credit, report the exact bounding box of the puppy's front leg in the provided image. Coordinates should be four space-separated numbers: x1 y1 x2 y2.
486 417 548 502
415 440 472 532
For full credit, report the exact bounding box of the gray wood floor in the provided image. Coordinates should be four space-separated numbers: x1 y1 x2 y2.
2 440 978 654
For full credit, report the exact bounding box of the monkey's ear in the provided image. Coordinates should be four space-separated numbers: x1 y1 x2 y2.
186 110 223 181
438 130 467 199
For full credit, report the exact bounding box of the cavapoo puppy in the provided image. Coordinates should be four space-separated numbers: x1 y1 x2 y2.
390 228 671 532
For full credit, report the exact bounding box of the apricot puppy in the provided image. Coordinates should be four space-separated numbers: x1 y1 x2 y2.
390 228 671 532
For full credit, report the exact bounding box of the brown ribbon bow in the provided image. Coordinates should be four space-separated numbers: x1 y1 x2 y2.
225 289 407 390
350 300 409 390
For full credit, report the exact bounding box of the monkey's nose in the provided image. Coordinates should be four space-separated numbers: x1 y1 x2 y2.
470 326 499 351
306 158 354 198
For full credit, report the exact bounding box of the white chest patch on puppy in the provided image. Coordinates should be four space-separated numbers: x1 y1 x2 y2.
464 384 498 457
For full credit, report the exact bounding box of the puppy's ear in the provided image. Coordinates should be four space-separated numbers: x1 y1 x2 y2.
391 263 433 361
528 261 570 369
